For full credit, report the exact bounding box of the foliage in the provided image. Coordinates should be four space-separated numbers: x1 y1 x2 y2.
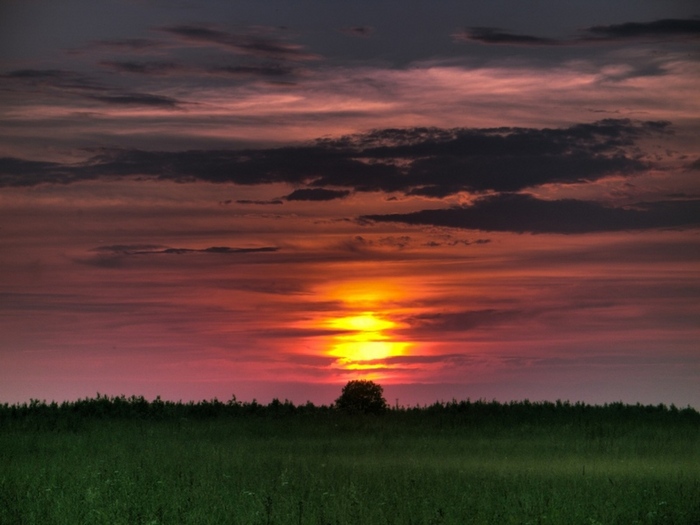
1 397 699 525
1 393 698 427
334 380 389 414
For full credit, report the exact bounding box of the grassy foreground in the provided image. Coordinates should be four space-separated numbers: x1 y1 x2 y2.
1 398 699 524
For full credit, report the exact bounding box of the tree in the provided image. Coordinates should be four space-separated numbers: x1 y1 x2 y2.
335 380 388 414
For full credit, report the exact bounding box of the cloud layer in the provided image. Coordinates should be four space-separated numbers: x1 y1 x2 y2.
364 193 700 234
0 119 669 194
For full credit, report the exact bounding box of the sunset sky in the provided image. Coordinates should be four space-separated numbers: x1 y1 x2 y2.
1 0 699 407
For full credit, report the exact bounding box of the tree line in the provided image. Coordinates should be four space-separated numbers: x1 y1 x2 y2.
1 379 698 428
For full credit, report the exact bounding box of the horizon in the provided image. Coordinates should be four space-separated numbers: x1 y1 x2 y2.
1 1 699 409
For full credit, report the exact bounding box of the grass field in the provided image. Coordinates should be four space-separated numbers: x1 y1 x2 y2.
1 398 699 524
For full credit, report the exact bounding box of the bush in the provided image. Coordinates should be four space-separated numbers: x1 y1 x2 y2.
335 380 388 414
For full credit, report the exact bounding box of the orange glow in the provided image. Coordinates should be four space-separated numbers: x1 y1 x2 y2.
314 280 415 372
331 340 410 361
326 312 411 364
328 313 395 333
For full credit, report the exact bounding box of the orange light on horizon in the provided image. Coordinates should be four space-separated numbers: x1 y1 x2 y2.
302 277 423 378
324 311 411 370
327 313 395 333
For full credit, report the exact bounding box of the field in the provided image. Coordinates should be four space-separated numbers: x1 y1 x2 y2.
1 398 699 524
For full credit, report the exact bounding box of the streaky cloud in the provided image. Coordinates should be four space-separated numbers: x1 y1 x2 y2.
211 64 296 78
160 24 319 61
87 38 166 52
453 18 700 47
87 92 182 108
584 18 700 41
284 188 351 201
93 245 279 255
0 120 671 193
339 26 375 38
401 309 523 333
236 199 284 205
362 193 700 234
0 68 185 109
454 27 560 46
99 60 185 75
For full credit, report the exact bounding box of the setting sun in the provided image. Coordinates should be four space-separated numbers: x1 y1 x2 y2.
330 339 411 362
322 311 412 366
328 313 395 333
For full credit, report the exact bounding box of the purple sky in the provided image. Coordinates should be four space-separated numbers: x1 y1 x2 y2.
1 1 699 407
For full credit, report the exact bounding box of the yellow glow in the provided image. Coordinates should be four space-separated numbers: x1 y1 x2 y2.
322 310 411 365
329 340 410 361
308 277 419 372
328 313 395 332
325 280 403 307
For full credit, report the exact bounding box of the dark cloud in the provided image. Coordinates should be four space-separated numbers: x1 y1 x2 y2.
3 69 74 80
0 120 669 193
98 59 296 80
424 238 490 248
1 68 185 109
583 18 700 41
363 193 700 234
340 26 375 38
160 24 319 61
401 309 522 333
453 18 700 47
284 188 351 201
211 64 296 77
93 245 279 255
0 68 105 92
454 27 559 46
87 92 182 108
311 119 668 194
236 199 284 205
99 60 184 75
87 38 166 52
0 157 85 186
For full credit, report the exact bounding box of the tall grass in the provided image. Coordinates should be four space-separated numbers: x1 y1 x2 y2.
1 398 699 524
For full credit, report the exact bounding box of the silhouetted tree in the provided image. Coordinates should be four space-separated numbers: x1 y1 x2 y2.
335 380 388 414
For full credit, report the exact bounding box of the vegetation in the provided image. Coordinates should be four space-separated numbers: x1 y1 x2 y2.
334 380 388 414
1 394 699 524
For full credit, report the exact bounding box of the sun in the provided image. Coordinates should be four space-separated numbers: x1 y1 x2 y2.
328 314 394 333
325 312 410 364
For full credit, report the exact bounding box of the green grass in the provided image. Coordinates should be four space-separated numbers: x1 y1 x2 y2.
1 403 699 524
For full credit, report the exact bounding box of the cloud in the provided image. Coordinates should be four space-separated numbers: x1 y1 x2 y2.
310 119 669 194
401 309 522 333
284 188 351 201
362 193 700 234
0 68 185 109
160 24 319 61
98 59 297 82
453 18 700 47
453 27 559 46
0 157 83 186
87 92 182 108
93 245 279 255
236 199 284 205
86 38 166 53
210 64 296 78
99 60 185 75
0 69 105 92
583 18 700 41
339 26 375 38
0 120 671 192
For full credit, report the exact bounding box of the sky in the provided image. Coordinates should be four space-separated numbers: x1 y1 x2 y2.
1 0 699 408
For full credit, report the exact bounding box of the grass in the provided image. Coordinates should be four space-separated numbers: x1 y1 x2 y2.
1 399 699 524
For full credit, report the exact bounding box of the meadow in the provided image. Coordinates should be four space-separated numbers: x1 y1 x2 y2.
1 397 699 525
